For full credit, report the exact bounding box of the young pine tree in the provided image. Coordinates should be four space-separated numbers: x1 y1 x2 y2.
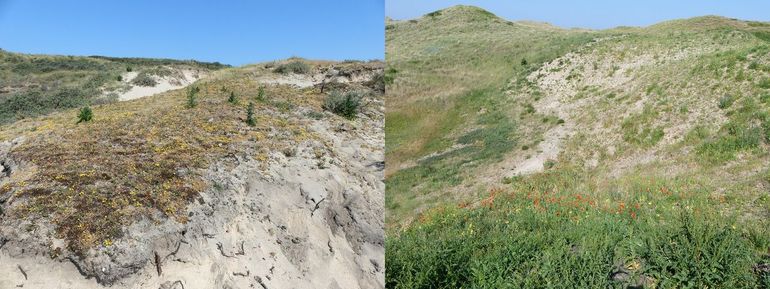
228 91 238 104
77 106 93 124
187 86 198 108
257 86 266 102
246 102 256 126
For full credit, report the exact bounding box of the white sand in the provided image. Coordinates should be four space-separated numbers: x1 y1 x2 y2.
118 70 202 101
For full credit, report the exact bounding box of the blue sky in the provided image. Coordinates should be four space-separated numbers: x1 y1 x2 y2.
0 0 384 65
387 0 770 29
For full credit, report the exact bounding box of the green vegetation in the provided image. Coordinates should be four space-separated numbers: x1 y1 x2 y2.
130 73 157 87
76 106 93 124
719 94 735 109
0 50 227 124
0 62 347 255
257 85 266 102
387 171 770 288
697 97 770 163
246 102 256 126
273 60 310 74
186 86 199 108
621 106 665 147
386 5 770 287
228 91 238 104
384 67 397 85
323 91 363 119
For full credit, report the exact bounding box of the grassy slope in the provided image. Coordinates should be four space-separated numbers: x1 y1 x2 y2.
385 6 594 224
0 58 380 254
0 50 228 124
386 6 770 288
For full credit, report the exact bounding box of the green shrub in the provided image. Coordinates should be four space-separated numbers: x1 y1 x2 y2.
323 91 363 119
257 86 266 102
759 78 770 89
228 91 238 104
273 61 310 74
524 103 535 114
718 95 735 109
126 66 132 72
116 75 123 82
384 67 398 85
426 10 442 17
543 159 557 169
246 102 256 126
131 73 157 87
186 86 198 108
521 58 528 66
77 106 93 124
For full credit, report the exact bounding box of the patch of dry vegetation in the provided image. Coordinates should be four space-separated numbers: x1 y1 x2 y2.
0 61 369 254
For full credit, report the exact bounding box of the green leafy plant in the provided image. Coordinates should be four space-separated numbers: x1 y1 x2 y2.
323 91 363 119
77 106 93 124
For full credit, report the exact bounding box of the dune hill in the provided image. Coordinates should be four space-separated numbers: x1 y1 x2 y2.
386 5 770 288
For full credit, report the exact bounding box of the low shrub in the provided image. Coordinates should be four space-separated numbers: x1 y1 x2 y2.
323 91 363 119
718 94 734 109
257 86 266 102
186 86 198 108
131 73 157 87
246 102 256 126
228 91 238 104
77 106 93 123
273 61 310 74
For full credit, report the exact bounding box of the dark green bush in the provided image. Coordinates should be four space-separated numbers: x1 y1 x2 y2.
426 10 442 17
273 61 310 74
228 91 238 104
718 95 735 109
77 106 93 123
384 67 398 85
257 86 266 102
246 102 256 126
131 73 157 87
186 86 198 108
323 91 363 119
